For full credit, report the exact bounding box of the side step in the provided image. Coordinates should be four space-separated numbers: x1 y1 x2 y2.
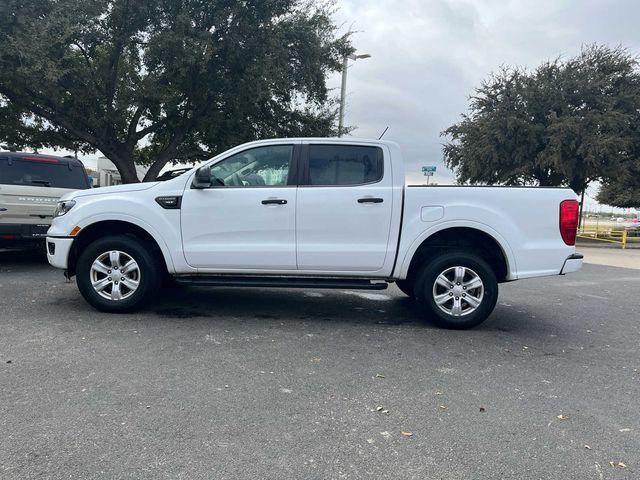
174 276 389 290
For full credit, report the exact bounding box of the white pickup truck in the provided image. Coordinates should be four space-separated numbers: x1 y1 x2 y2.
46 138 583 329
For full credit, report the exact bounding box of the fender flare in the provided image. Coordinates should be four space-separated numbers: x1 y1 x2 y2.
76 213 176 273
396 220 518 280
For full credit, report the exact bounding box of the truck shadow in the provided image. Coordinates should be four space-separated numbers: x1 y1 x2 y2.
154 286 419 327
151 285 544 334
0 247 48 265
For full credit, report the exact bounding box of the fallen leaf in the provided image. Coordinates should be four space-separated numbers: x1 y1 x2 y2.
401 431 413 437
439 405 447 410
619 428 631 432
375 374 385 378
435 391 443 395
522 346 529 350
557 414 568 420
381 409 389 414
584 445 591 450
618 462 627 468
609 461 615 468
376 406 384 412
6 360 11 364
479 407 486 412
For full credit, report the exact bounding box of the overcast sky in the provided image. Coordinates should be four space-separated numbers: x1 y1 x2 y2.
43 0 639 209
328 0 640 207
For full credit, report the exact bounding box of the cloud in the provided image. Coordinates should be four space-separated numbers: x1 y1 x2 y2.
330 0 640 185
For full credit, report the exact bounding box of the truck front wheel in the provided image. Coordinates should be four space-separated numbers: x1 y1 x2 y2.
76 235 162 312
414 251 498 329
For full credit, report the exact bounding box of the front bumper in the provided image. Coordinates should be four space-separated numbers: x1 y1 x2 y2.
560 253 583 274
46 236 74 269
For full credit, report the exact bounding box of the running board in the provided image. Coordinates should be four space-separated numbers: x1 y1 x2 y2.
174 276 389 290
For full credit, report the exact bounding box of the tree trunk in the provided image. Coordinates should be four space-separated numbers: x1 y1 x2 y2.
578 189 585 230
142 156 170 182
109 153 140 183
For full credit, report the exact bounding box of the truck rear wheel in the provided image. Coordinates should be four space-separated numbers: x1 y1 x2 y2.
76 235 162 312
414 251 498 329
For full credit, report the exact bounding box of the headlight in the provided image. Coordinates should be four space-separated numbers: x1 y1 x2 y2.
54 200 76 217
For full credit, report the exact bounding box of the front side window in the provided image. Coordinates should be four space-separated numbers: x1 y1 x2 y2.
307 145 383 186
209 145 293 187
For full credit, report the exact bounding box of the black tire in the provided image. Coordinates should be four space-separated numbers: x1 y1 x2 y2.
414 250 498 329
395 279 415 298
76 235 162 312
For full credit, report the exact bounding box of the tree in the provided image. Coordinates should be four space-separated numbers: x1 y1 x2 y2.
442 45 640 198
598 181 640 209
0 0 350 182
597 160 640 209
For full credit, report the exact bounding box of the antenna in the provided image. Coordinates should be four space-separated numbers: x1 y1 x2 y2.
378 126 389 140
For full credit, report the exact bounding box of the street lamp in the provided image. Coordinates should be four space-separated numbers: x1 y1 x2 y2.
338 52 371 137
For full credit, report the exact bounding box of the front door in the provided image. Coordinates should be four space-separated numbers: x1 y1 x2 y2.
181 143 298 270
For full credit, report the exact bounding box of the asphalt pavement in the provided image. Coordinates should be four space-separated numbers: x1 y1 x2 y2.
1 249 639 479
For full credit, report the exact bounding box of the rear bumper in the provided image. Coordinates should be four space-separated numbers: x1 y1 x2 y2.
0 222 51 240
46 236 74 269
560 253 583 275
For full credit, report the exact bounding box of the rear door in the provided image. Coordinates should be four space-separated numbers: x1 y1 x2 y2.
296 142 394 273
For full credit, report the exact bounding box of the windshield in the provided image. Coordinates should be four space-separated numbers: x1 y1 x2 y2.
0 157 90 189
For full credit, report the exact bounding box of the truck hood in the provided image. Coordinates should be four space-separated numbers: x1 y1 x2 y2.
61 182 160 201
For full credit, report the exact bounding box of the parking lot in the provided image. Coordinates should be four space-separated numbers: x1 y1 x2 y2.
1 248 639 479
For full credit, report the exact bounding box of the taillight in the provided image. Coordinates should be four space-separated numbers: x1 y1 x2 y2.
21 156 59 163
560 199 579 245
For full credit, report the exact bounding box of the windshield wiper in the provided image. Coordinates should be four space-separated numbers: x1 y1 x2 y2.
30 180 51 187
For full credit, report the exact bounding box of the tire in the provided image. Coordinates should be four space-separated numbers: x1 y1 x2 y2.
414 250 498 329
395 279 415 298
76 235 162 312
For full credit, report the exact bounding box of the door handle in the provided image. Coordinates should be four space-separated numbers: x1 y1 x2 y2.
357 197 384 204
261 199 287 205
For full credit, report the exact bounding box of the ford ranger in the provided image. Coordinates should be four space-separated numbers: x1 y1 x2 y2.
46 138 583 329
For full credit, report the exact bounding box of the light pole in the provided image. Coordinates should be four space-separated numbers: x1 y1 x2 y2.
338 52 371 137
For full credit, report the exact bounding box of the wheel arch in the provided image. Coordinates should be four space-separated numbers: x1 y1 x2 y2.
67 219 174 277
398 223 515 284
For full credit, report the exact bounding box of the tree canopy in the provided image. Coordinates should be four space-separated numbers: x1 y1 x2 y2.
0 0 350 182
442 45 640 196
597 163 640 208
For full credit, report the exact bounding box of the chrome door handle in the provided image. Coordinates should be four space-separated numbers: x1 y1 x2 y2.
261 199 287 205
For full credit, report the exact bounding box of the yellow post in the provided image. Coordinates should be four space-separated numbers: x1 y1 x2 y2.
622 229 627 249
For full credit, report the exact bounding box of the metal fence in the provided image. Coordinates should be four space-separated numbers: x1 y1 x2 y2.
577 225 640 249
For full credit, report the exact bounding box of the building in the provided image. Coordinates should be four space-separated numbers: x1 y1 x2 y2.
95 157 148 186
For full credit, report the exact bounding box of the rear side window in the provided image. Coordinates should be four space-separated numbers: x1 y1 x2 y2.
307 145 383 186
0 157 89 189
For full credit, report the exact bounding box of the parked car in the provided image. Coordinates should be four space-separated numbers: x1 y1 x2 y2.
0 152 90 247
46 138 582 329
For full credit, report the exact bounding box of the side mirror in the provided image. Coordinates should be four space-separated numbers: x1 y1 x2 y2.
192 166 212 189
